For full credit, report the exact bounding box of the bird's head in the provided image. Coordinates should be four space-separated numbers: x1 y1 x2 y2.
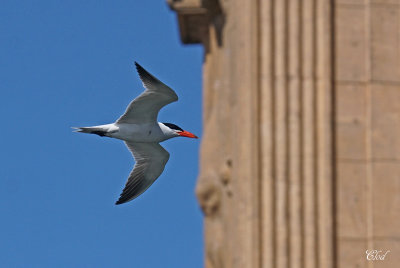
162 122 198 139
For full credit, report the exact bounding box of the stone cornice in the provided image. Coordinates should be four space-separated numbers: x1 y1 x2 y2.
167 0 208 44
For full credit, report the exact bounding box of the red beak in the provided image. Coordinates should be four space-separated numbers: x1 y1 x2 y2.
178 130 198 139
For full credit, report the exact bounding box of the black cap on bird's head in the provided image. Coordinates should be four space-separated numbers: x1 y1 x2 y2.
162 122 198 138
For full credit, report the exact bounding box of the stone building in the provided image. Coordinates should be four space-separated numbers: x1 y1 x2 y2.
168 0 400 267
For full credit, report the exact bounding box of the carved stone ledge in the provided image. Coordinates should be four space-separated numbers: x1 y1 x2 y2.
167 0 208 44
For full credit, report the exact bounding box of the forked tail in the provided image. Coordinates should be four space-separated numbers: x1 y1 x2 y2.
72 126 108 137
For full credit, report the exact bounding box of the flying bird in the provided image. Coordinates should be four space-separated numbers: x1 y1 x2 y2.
74 62 198 205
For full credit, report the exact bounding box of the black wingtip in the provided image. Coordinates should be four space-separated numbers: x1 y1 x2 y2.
134 61 143 71
135 62 145 74
134 62 155 83
115 197 129 205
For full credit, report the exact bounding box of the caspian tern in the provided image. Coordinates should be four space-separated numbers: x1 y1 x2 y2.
74 62 198 205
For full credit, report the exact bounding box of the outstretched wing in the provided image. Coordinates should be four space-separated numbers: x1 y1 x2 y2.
115 142 170 205
116 62 178 124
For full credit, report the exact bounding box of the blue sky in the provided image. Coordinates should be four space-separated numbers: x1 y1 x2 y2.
0 1 203 267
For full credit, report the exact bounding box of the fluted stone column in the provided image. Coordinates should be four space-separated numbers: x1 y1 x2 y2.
168 0 400 267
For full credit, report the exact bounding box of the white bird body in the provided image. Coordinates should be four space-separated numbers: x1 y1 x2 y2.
74 62 197 205
82 122 178 143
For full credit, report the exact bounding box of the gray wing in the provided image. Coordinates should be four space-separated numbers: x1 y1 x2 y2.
116 62 178 124
115 142 170 205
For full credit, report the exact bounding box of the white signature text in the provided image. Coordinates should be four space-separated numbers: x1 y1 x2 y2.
366 250 390 261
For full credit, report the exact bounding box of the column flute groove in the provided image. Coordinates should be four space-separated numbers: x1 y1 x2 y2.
274 0 289 267
288 0 303 267
316 0 334 268
260 0 275 267
302 0 317 267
